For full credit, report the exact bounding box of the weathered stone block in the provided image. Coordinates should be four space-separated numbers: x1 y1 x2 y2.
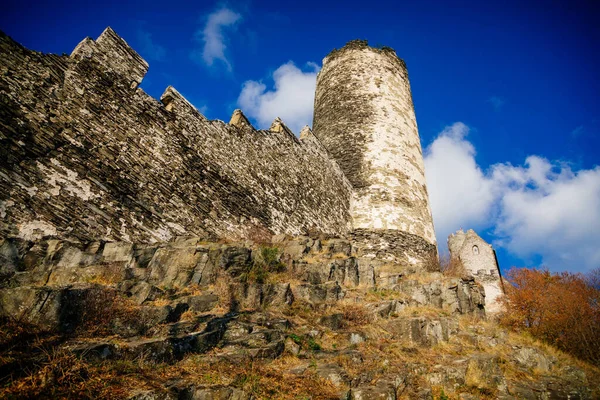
386 316 457 346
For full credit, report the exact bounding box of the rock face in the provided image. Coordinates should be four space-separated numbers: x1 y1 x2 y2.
0 235 480 316
0 27 352 244
1 235 595 399
448 229 504 313
313 40 436 246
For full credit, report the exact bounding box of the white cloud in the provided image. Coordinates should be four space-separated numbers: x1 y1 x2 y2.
493 158 600 270
193 7 241 71
237 61 320 134
424 123 496 241
424 122 600 272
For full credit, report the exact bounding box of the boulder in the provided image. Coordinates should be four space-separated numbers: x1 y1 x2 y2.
148 246 206 288
514 347 553 372
316 363 349 387
320 313 344 330
262 283 294 307
329 258 360 287
179 293 219 312
349 379 398 400
187 386 249 400
0 238 19 277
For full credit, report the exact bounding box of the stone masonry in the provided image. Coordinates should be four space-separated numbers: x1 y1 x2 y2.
448 229 505 313
0 28 352 244
313 40 436 246
0 28 440 270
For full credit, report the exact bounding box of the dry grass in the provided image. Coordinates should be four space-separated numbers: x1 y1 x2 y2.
281 299 317 326
177 283 205 297
331 252 349 260
340 303 373 327
178 310 196 322
79 262 127 286
393 304 449 319
76 287 140 337
145 297 171 307
168 356 342 399
439 255 467 277
0 317 153 399
0 349 134 399
208 274 237 312
0 318 342 399
362 287 407 302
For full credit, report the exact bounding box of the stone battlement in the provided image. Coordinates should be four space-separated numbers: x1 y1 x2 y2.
71 27 149 89
0 28 352 246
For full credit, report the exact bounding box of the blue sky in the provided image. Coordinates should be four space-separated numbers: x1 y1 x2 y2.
2 0 599 274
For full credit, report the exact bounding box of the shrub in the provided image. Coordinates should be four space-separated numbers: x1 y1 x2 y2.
500 267 600 366
287 333 321 352
241 247 286 284
440 255 467 277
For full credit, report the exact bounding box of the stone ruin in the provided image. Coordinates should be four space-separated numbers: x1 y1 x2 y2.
0 25 508 313
0 25 511 315
448 229 505 313
0 28 438 273
0 27 595 400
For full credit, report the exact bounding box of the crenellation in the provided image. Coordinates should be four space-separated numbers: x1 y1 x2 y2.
70 37 96 60
269 117 293 136
94 27 148 87
299 125 313 140
229 109 255 131
159 85 206 120
70 28 148 91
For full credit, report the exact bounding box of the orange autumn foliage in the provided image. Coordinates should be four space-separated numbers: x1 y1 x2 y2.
500 267 600 366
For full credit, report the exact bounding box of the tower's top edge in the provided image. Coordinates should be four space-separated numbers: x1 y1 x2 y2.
324 39 406 68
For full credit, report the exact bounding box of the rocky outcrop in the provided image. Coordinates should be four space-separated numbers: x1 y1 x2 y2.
0 235 481 317
0 234 597 398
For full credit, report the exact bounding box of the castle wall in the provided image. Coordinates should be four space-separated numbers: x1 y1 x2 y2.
312 41 436 247
0 28 352 243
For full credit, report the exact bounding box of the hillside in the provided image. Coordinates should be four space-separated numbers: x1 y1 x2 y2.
1 235 598 399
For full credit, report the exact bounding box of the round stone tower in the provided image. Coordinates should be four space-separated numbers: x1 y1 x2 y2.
312 40 436 247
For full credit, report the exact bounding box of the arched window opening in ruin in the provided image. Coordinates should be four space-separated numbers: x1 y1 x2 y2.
473 245 479 255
